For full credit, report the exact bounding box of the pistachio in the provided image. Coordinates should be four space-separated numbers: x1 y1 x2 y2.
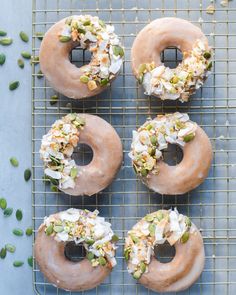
86 252 94 261
100 78 109 86
83 20 91 26
19 31 29 42
35 32 44 40
98 256 107 266
77 27 86 34
140 168 148 177
26 227 33 236
138 63 147 75
150 135 157 146
86 239 95 245
28 256 33 267
133 270 141 280
99 19 105 27
156 211 164 221
59 35 71 42
50 94 58 105
80 75 89 83
37 70 43 79
111 234 119 242
5 244 16 253
148 224 156 236
140 261 146 273
0 248 6 259
183 133 195 142
0 37 13 45
24 168 31 181
17 58 24 69
65 17 73 25
207 61 213 70
0 30 7 36
13 261 24 267
124 248 130 261
131 234 139 243
9 81 20 91
21 51 31 59
203 51 211 59
185 216 192 227
16 209 23 221
148 147 156 156
145 214 154 222
13 228 24 236
112 45 124 57
51 185 58 192
0 198 7 210
46 224 53 235
10 157 19 166
181 231 190 243
70 167 78 178
4 207 13 217
0 53 6 65
87 80 97 91
53 225 63 233
171 76 179 84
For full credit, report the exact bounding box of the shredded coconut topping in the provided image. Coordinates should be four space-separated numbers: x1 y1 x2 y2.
40 114 85 190
124 208 193 279
128 112 197 177
59 15 124 90
137 40 212 102
44 208 118 268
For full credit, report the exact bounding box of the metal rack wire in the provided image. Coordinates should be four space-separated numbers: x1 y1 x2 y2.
32 0 236 294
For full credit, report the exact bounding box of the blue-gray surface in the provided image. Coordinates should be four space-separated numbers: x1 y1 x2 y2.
0 0 33 294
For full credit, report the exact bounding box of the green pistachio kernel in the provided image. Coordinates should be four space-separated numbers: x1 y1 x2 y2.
21 51 31 59
181 231 190 243
112 45 124 57
130 234 139 243
0 248 7 259
183 133 195 142
99 19 105 27
26 227 33 236
150 135 157 146
19 31 29 42
46 224 53 235
13 261 24 267
50 185 58 192
148 224 156 237
185 217 192 227
5 243 16 253
24 169 31 181
98 256 107 266
138 74 144 84
133 270 142 280
86 239 95 246
171 76 179 84
124 248 130 261
207 61 212 70
0 198 7 210
53 225 64 233
148 147 156 156
70 167 78 178
17 58 24 69
0 53 6 65
4 207 13 217
13 228 24 236
0 37 13 45
140 261 146 273
35 32 44 40
50 94 58 105
146 124 153 131
203 51 211 59
83 20 91 26
28 256 33 267
156 211 164 221
112 234 119 242
140 168 148 177
9 81 20 91
100 78 109 87
145 214 154 222
138 63 146 74
80 75 89 83
59 35 71 42
86 252 94 261
16 209 23 221
77 27 86 34
65 17 73 25
0 30 7 36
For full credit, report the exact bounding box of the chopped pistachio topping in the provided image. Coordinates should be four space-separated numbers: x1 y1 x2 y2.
44 208 118 268
39 114 85 190
124 208 193 278
129 112 197 177
59 15 124 90
138 40 212 102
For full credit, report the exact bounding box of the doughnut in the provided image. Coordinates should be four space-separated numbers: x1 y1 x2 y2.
40 15 124 99
129 112 212 195
124 208 204 292
131 17 212 102
35 208 119 291
40 113 123 196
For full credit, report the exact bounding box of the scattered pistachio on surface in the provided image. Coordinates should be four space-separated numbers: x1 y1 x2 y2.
17 58 24 69
16 209 23 221
0 198 7 210
0 37 13 46
12 228 24 236
0 53 6 65
4 207 13 217
9 81 20 91
19 31 29 43
24 168 31 181
13 261 24 267
21 51 31 59
10 157 19 166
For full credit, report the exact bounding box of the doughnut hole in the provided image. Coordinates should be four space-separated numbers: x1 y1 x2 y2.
154 241 176 263
70 46 92 68
72 143 93 166
64 241 85 262
161 47 183 69
162 144 183 166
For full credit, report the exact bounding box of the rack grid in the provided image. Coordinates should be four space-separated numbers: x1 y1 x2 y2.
32 0 236 294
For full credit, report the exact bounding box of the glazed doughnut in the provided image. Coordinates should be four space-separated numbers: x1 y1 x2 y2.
131 17 212 102
40 15 124 99
124 209 204 292
129 112 212 194
40 113 122 196
35 208 119 291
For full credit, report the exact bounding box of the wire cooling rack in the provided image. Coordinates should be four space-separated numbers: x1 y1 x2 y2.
32 0 236 294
